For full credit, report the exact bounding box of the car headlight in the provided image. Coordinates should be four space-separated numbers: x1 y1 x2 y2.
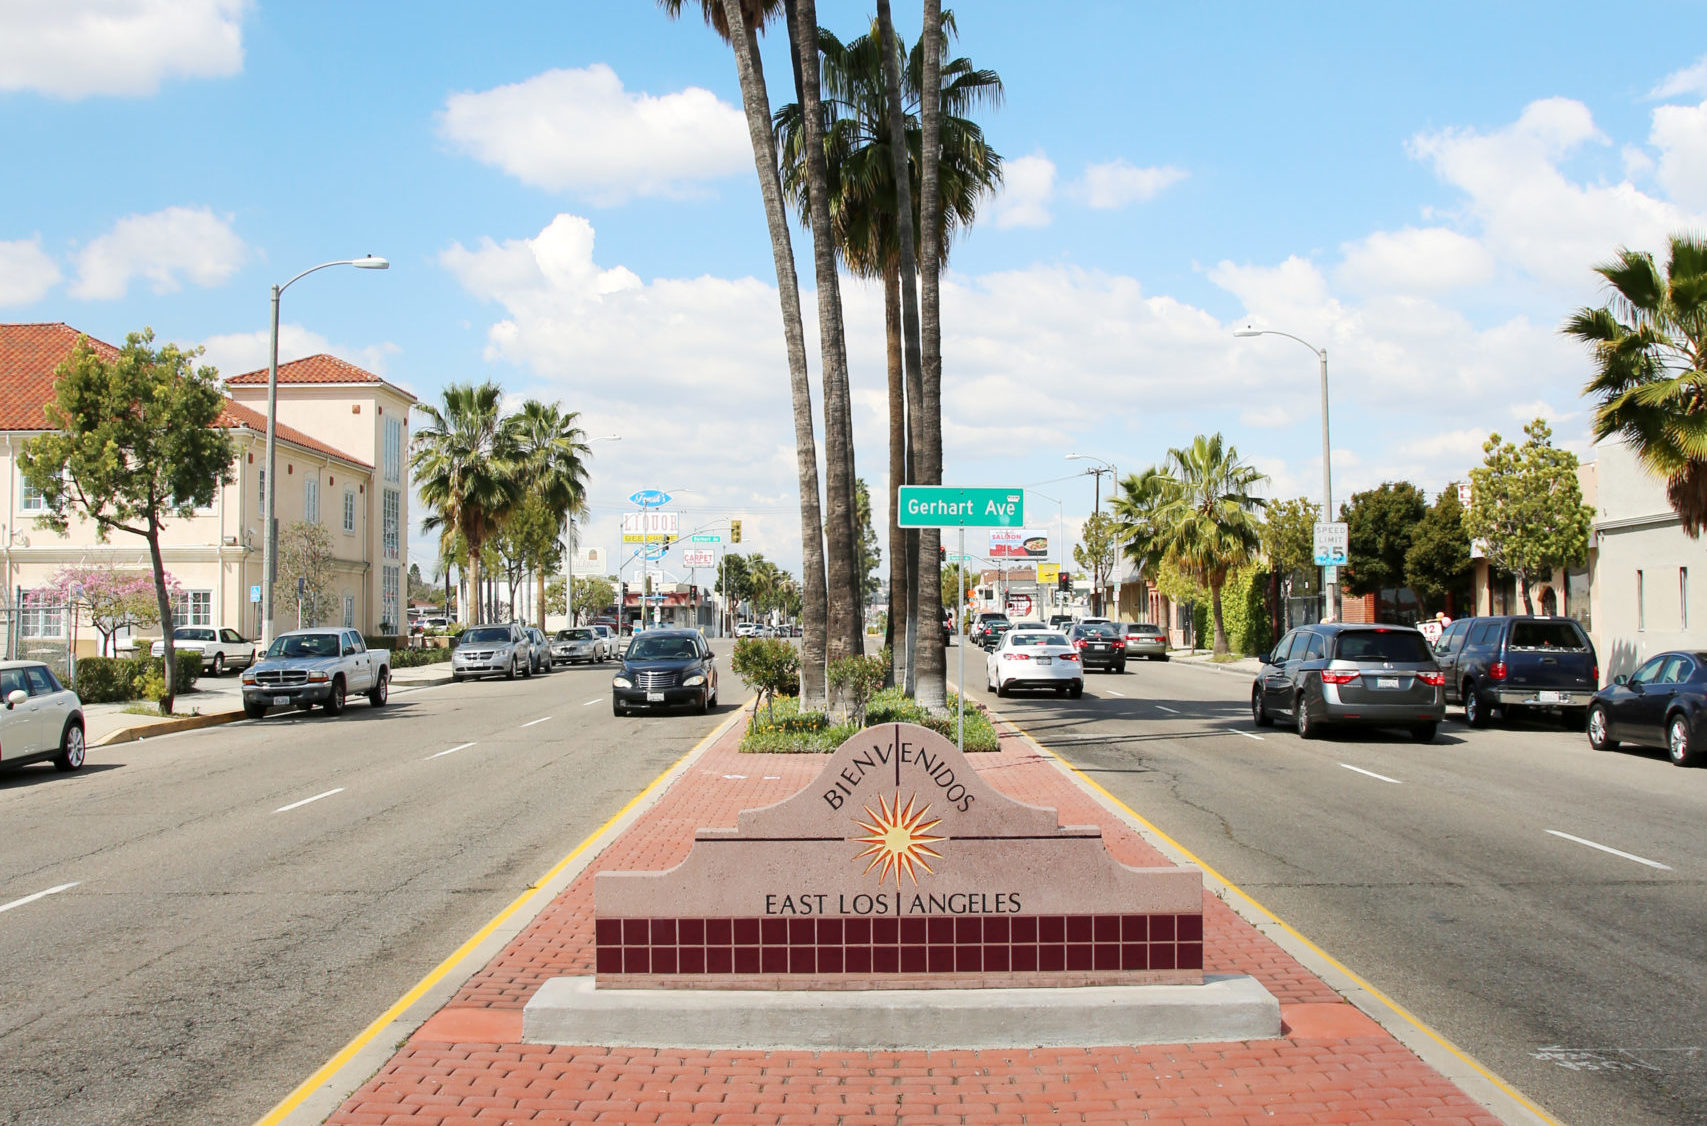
307 672 330 683
241 674 257 685
683 674 705 687
612 676 633 689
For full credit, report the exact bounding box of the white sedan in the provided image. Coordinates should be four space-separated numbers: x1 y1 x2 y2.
985 629 1083 699
0 661 86 773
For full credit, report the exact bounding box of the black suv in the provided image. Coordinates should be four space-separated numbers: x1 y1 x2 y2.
1068 621 1126 672
1433 615 1598 727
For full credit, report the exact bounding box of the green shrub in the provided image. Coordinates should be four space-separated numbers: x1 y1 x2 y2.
1221 565 1274 657
740 687 998 754
390 646 450 668
827 649 889 726
730 638 800 726
363 634 400 653
72 656 129 703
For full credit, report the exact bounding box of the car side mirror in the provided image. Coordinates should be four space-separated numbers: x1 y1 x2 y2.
343 646 356 657
1613 674 1628 686
6 689 26 708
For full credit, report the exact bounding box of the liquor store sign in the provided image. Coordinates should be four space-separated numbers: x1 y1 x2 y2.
595 722 1204 989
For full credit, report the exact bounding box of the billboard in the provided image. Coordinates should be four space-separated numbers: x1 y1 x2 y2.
621 510 678 537
989 528 1050 559
682 548 715 568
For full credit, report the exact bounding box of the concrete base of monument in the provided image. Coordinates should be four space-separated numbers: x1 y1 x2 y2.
522 973 1281 1049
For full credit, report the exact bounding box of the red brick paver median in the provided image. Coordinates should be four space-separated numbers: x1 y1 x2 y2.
323 719 1504 1125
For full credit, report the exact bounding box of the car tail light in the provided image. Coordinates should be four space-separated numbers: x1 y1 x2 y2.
1417 671 1445 687
1075 639 1087 649
1060 652 1079 662
1592 663 1599 685
1003 652 1029 661
1112 639 1126 649
1320 670 1359 684
1490 661 1507 681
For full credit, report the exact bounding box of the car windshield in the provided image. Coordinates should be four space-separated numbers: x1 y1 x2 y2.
1509 621 1587 650
462 627 512 644
557 629 592 641
1011 633 1068 647
1332 630 1433 663
628 636 699 661
1078 624 1118 638
266 633 341 659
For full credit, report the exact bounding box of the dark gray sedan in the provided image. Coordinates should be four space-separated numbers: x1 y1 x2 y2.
1252 623 1446 742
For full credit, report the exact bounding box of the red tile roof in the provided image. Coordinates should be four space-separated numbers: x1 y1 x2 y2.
0 322 370 468
228 352 389 388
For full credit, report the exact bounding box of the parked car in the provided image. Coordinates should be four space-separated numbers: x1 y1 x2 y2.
985 629 1082 698
1434 615 1598 728
522 626 552 674
1253 623 1445 742
0 661 85 773
971 612 1012 649
151 626 256 676
1587 649 1706 766
735 622 758 639
1124 622 1169 661
451 622 532 681
552 626 611 665
241 628 390 718
1068 621 1126 672
612 628 718 715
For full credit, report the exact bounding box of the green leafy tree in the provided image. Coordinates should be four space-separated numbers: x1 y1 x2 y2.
731 636 801 727
1406 486 1473 615
717 552 756 619
488 494 563 621
1261 496 1319 579
565 575 615 622
1073 511 1120 617
1147 434 1267 656
1467 419 1595 614
1340 482 1427 603
277 520 337 627
406 562 438 606
19 330 235 712
853 478 882 607
940 558 975 626
1565 233 1707 534
413 382 522 625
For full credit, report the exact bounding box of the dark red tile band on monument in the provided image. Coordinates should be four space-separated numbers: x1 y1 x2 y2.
594 913 1205 976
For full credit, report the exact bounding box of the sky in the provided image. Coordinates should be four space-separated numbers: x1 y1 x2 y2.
4 0 1707 586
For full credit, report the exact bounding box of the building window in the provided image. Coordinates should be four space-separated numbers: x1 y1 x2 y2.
384 416 403 482
344 594 355 628
21 474 54 512
383 488 400 560
1566 565 1591 632
258 469 266 510
1638 570 1646 632
1683 568 1690 631
305 477 320 524
343 488 356 534
381 564 400 632
170 590 212 627
18 592 63 638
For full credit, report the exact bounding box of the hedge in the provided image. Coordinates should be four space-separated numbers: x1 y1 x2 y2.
73 653 202 704
390 646 450 668
739 687 998 754
1220 566 1274 657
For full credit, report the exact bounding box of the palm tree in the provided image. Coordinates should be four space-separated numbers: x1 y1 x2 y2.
1111 466 1180 583
413 382 522 626
659 0 830 708
1145 434 1267 657
509 400 590 628
775 9 1002 691
1565 233 1707 534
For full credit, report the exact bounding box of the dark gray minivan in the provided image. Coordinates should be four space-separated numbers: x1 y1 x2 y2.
1252 623 1447 742
1433 616 1598 728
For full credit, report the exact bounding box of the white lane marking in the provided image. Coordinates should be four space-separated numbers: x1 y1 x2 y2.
1546 830 1672 871
0 882 79 915
274 788 345 813
1107 689 1126 697
520 716 552 728
582 698 600 707
1227 728 1264 741
1155 705 1179 714
427 742 477 760
1340 763 1403 784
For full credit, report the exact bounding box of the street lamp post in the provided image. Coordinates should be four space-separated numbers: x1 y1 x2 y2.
262 256 388 648
1234 327 1336 620
1027 490 1065 611
1066 453 1119 619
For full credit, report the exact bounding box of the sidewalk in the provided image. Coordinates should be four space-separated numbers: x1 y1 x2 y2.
1166 649 1263 678
84 662 456 747
280 706 1551 1126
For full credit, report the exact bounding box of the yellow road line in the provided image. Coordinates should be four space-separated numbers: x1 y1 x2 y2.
1003 713 1566 1126
252 703 748 1126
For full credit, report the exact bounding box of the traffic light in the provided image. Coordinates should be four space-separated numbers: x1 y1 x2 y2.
1058 570 1071 592
730 519 742 543
620 581 630 604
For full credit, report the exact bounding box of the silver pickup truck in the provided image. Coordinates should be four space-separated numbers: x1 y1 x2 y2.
240 628 390 719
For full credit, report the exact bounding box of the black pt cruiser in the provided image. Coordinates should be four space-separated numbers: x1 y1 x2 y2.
612 628 719 716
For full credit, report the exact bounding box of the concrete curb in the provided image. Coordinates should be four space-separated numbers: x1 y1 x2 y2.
1168 655 1261 679
91 708 243 747
524 973 1281 1050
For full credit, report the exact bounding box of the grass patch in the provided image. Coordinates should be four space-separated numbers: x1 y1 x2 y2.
741 686 1000 753
1209 653 1244 663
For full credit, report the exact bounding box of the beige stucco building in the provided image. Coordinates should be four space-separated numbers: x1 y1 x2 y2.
0 323 412 651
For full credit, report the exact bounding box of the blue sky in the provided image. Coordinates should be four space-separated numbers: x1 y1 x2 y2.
4 1 1707 581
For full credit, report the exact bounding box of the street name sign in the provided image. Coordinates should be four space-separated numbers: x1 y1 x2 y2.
898 486 1024 528
1312 521 1349 566
690 534 722 543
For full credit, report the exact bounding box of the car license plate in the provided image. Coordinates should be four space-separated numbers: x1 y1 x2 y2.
1537 690 1568 704
647 691 665 702
1036 656 1052 665
1377 677 1399 689
272 695 291 706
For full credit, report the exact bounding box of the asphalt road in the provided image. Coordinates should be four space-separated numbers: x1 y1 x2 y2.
0 650 736 1126
972 652 1707 1126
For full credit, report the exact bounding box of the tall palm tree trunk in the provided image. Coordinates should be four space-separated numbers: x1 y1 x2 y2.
790 0 861 666
912 0 948 712
884 262 908 684
876 0 927 697
721 0 829 707
1209 574 1229 656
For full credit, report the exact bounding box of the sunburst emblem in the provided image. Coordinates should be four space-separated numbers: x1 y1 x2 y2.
851 793 946 887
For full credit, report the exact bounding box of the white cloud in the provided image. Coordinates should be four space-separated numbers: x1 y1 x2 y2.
69 205 247 299
1650 99 1707 212
1336 227 1495 293
988 154 1056 229
439 64 750 202
0 0 246 99
0 237 62 305
198 326 399 382
1071 160 1187 208
1650 54 1707 100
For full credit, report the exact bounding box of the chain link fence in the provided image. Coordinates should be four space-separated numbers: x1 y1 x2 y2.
0 604 75 683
